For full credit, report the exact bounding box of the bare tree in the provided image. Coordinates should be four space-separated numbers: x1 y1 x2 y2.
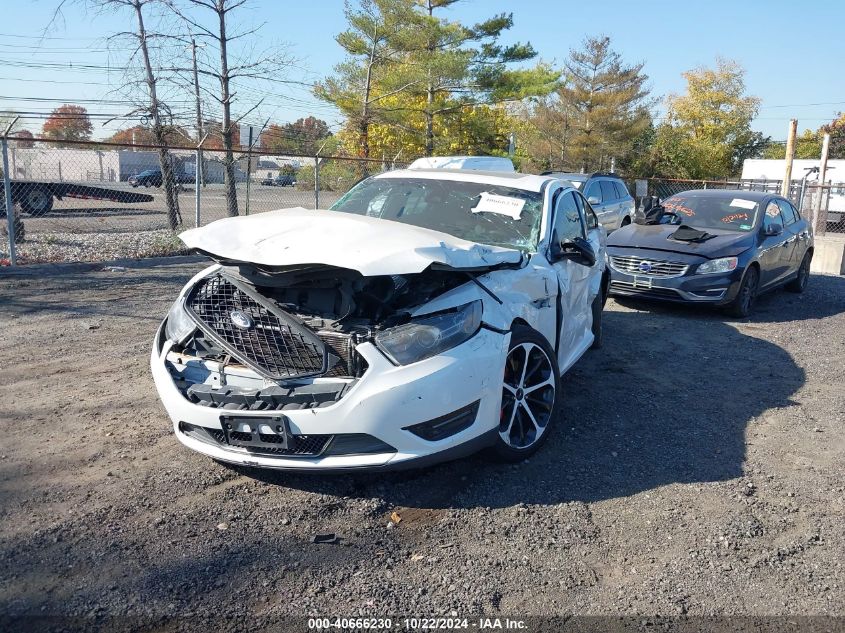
53 0 183 229
169 0 292 217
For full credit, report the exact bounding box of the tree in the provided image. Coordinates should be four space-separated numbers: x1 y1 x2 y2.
106 125 187 146
41 105 93 144
650 59 761 179
820 112 845 160
200 120 240 150
760 114 845 161
524 36 652 173
394 1 557 156
316 0 415 159
61 0 185 228
347 95 519 159
13 130 35 148
761 128 821 160
263 117 332 155
171 0 294 217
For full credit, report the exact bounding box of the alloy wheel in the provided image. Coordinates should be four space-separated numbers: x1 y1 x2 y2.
500 342 556 449
740 268 759 314
798 256 810 289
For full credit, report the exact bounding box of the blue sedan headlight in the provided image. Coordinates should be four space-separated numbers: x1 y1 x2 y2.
696 257 738 275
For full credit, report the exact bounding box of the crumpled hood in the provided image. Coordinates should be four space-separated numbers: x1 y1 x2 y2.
608 224 755 259
179 207 523 276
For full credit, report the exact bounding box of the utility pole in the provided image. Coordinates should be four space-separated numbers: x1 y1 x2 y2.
781 118 797 197
812 132 831 233
190 38 205 188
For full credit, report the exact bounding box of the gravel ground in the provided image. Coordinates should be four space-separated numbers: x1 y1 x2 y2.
0 259 843 632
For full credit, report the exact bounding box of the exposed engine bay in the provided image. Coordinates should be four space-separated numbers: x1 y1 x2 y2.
173 263 472 383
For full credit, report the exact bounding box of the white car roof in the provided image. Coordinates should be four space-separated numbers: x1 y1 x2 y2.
407 155 515 172
373 168 556 194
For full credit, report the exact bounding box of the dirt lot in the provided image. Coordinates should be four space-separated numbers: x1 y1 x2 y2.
0 258 843 631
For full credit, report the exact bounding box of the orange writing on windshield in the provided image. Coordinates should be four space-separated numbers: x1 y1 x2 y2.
722 212 749 223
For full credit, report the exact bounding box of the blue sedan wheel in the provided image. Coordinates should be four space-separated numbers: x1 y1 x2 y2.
725 266 759 318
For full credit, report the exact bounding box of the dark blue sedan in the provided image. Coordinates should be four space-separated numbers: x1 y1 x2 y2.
606 189 813 317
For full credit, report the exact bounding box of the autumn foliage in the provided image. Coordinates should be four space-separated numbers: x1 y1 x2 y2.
41 104 93 144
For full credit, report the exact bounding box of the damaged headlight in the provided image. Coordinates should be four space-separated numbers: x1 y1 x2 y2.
375 300 482 365
164 298 196 344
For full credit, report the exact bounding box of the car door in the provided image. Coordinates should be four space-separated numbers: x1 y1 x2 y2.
776 198 808 272
600 180 621 229
583 180 609 227
613 181 634 225
758 200 790 288
548 190 598 370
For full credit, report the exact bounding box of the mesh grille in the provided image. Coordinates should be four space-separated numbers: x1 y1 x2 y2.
187 274 327 379
253 435 331 455
609 255 689 278
179 422 331 457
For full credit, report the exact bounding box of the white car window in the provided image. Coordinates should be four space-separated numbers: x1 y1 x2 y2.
553 192 585 243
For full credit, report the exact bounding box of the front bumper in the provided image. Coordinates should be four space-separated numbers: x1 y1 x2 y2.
607 251 744 305
151 324 510 471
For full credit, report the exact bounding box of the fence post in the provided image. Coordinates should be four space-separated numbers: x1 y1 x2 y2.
812 133 831 235
314 155 320 210
195 147 202 228
1 131 17 266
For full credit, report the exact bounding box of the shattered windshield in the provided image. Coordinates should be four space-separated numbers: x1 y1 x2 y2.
662 195 761 232
329 177 544 251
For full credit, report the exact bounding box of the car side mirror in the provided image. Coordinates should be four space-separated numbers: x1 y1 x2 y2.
587 195 601 206
549 235 596 267
765 222 784 236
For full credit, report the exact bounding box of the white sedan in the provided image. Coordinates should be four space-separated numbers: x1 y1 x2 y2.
151 162 608 470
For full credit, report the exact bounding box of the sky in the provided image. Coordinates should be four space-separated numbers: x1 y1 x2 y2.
1 0 843 143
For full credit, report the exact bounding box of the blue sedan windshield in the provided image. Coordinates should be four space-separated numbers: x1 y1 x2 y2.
663 195 760 232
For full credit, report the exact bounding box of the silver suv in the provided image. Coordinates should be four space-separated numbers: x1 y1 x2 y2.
542 172 634 232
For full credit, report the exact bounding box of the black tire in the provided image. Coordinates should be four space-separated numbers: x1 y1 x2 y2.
19 186 53 217
725 266 759 318
785 251 811 293
144 181 152 188
490 325 561 462
590 292 603 349
621 216 631 227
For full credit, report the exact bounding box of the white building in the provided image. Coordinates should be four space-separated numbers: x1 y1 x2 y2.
741 158 844 184
742 159 845 215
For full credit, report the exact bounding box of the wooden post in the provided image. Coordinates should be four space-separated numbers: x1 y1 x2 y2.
781 119 797 197
811 133 831 234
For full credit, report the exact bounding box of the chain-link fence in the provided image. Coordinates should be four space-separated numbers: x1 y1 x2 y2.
639 178 845 236
6 142 844 267
0 137 408 265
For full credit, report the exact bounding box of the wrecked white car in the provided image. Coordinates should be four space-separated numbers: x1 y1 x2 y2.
151 166 608 470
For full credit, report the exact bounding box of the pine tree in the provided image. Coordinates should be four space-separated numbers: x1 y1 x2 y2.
315 0 416 158
395 1 557 156
542 36 652 172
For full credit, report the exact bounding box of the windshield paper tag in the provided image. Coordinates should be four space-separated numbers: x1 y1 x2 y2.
472 193 525 220
730 198 757 210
